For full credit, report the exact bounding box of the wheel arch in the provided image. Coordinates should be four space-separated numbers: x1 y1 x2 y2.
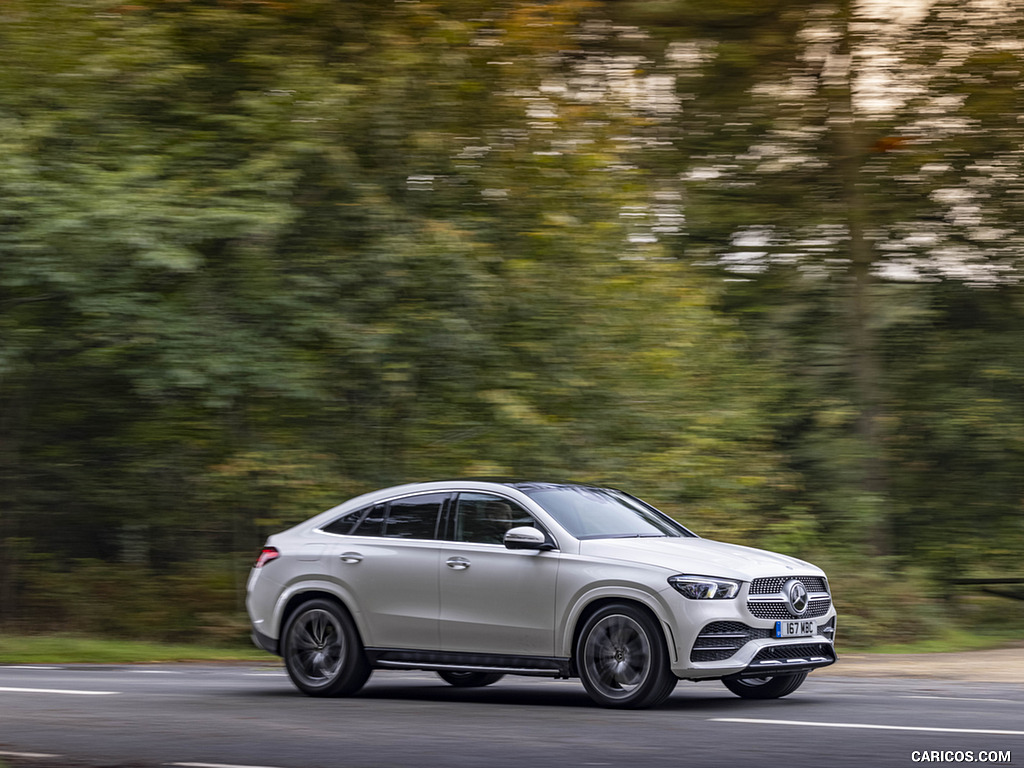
565 593 678 671
274 582 368 647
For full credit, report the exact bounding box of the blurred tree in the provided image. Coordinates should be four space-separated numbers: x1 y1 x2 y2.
0 0 789 636
603 0 1024 572
3 0 1022 644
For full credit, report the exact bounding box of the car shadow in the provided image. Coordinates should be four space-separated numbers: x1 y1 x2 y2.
244 678 829 711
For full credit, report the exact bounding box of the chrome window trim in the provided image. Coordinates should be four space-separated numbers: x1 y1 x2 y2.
314 485 561 550
314 490 452 541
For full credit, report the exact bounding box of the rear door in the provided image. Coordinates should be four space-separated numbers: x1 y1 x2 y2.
325 493 448 650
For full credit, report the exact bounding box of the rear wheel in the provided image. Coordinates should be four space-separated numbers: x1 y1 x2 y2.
281 599 371 697
575 602 677 709
722 671 807 699
436 670 505 688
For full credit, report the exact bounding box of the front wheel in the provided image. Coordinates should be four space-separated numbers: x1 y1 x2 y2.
281 598 371 697
575 603 677 709
436 670 505 688
722 671 807 699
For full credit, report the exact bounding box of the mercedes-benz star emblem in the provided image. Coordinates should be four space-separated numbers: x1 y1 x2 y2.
784 579 809 616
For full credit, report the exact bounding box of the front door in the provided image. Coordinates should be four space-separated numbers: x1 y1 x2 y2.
438 492 559 656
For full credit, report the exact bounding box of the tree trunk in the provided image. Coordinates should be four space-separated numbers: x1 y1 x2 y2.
829 0 890 557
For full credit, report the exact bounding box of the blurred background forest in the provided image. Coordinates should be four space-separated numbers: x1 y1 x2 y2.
2 0 1023 648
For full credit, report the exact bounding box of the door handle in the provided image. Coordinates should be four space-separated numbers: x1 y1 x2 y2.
445 557 471 570
338 552 364 564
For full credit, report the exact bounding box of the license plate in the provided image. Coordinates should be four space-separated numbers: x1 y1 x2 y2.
775 620 815 638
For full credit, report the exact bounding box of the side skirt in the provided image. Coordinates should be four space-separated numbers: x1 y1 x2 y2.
365 648 573 679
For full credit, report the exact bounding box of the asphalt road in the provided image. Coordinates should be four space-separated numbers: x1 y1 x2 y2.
0 663 1022 768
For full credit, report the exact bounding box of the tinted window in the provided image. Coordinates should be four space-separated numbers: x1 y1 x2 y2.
323 504 379 536
349 503 386 537
452 493 539 545
384 494 446 539
322 514 356 536
522 486 691 539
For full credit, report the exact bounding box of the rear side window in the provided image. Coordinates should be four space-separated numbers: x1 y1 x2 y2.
322 504 378 536
349 504 387 537
384 493 447 539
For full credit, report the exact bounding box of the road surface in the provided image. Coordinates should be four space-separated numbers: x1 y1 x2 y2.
0 663 1021 767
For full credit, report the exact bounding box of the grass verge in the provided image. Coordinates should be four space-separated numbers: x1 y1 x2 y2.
0 634 271 664
3 628 1022 664
857 627 1024 655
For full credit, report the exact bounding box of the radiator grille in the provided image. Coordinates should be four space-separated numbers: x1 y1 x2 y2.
749 576 828 595
747 597 831 620
747 575 831 619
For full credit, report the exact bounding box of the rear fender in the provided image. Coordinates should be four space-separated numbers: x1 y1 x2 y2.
272 578 370 646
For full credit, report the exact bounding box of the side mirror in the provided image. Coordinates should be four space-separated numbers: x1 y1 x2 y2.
504 526 554 551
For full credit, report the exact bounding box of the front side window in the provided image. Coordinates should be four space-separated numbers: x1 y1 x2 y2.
383 493 447 539
451 493 541 545
522 485 693 540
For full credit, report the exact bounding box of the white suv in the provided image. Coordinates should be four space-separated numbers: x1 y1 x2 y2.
246 480 837 708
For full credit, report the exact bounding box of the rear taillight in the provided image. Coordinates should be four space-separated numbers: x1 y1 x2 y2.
254 546 280 568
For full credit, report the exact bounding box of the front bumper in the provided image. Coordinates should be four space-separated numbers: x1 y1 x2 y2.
666 578 839 680
725 641 837 679
675 632 837 680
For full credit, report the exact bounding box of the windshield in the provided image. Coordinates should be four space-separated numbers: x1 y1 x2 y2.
521 486 695 540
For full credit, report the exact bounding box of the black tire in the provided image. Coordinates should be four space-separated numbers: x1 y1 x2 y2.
722 671 808 700
281 598 371 697
575 602 677 709
436 670 505 688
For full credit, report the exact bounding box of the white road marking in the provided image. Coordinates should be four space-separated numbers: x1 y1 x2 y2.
382 674 433 681
133 669 183 674
902 694 1016 703
0 686 119 696
0 750 61 758
1 666 56 670
168 762 287 768
712 717 1024 736
241 670 427 679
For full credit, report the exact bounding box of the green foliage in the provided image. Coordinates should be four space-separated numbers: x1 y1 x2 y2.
0 634 267 663
9 552 253 644
1 0 1023 648
821 555 948 648
610 0 1024 568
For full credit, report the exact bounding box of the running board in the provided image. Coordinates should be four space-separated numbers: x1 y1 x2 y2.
366 648 573 679
376 660 563 677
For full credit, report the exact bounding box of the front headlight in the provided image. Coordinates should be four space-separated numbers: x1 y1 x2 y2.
668 575 741 600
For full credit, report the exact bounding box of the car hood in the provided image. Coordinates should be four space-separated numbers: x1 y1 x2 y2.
576 536 823 582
